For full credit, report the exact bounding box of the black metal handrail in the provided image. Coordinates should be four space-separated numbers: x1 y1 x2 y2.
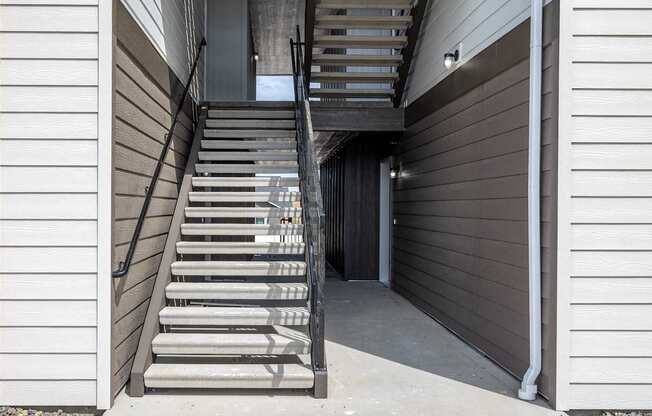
291 27 327 390
113 37 206 278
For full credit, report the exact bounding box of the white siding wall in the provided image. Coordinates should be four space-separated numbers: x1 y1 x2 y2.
121 0 205 91
0 0 112 408
405 0 552 103
557 0 652 410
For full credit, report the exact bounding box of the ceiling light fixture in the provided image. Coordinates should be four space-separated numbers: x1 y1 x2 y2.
443 49 459 69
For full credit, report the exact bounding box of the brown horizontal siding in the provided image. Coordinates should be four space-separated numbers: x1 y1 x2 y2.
394 0 558 403
110 2 195 397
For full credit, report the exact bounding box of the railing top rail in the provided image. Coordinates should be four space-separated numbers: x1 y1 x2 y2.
112 37 206 278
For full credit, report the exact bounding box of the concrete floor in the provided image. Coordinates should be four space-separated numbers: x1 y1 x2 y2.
107 280 564 416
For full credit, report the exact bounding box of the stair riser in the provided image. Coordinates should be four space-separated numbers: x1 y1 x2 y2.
145 377 313 389
166 289 308 300
205 120 295 129
171 267 306 277
159 316 310 326
152 343 311 355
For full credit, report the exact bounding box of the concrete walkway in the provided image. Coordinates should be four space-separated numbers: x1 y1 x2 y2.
108 280 563 416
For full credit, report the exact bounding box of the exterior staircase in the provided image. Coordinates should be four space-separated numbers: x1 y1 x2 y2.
305 0 418 103
128 102 327 397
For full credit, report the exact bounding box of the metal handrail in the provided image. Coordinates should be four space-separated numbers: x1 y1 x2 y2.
291 27 327 379
113 37 206 278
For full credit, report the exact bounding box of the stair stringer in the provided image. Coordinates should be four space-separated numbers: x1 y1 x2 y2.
126 111 206 397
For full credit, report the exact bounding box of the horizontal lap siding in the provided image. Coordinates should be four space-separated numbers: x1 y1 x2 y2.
404 0 553 104
0 2 99 406
558 1 652 410
110 3 195 397
395 2 559 402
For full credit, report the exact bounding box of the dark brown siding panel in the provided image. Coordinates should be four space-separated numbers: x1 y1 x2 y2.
394 1 558 404
110 2 195 397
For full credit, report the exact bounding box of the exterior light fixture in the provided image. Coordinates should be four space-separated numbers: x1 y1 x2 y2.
253 53 259 61
443 49 459 69
390 169 398 179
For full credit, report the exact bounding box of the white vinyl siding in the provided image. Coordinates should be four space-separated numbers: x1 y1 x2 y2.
404 0 552 103
120 0 205 91
557 0 652 410
0 1 110 407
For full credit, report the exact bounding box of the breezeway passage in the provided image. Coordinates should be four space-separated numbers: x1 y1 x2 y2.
107 281 560 416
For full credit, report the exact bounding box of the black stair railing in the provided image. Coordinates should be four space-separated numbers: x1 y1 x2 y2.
291 27 328 398
113 37 206 278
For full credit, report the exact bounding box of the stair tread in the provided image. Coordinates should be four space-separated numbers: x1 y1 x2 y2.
205 119 295 129
311 72 399 82
188 191 301 202
191 176 299 187
195 163 298 174
144 363 314 389
207 110 294 119
184 207 301 218
204 129 295 138
176 241 305 254
310 88 394 98
200 140 296 150
170 261 307 277
316 15 412 29
198 151 297 162
181 223 303 236
166 282 309 300
317 0 412 9
152 327 311 354
312 53 402 66
314 35 408 48
159 306 311 326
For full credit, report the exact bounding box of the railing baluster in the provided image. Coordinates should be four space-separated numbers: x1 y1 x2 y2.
291 27 327 397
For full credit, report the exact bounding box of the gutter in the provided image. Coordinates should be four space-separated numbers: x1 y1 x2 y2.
519 0 543 401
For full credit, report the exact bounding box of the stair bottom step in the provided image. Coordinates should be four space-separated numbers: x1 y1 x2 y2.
144 363 314 389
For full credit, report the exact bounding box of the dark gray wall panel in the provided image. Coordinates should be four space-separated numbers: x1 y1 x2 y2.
394 1 559 403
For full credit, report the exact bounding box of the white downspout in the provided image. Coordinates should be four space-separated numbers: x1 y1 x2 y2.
519 0 543 401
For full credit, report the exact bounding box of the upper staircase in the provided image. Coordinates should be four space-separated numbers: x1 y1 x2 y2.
127 101 327 397
305 0 419 103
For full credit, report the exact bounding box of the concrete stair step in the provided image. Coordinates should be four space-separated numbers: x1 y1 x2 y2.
316 0 412 9
204 129 295 139
176 241 305 255
165 282 309 300
205 119 295 129
314 35 408 49
191 176 299 188
158 306 311 326
310 88 394 98
170 261 306 276
198 151 297 162
185 206 301 218
188 191 301 203
144 363 314 389
200 140 296 150
151 327 311 355
311 72 399 83
195 163 298 174
315 15 412 29
207 110 295 119
312 53 402 67
181 223 303 236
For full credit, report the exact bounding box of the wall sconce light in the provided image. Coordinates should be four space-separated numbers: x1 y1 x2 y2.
390 169 398 179
253 53 259 61
443 49 459 69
